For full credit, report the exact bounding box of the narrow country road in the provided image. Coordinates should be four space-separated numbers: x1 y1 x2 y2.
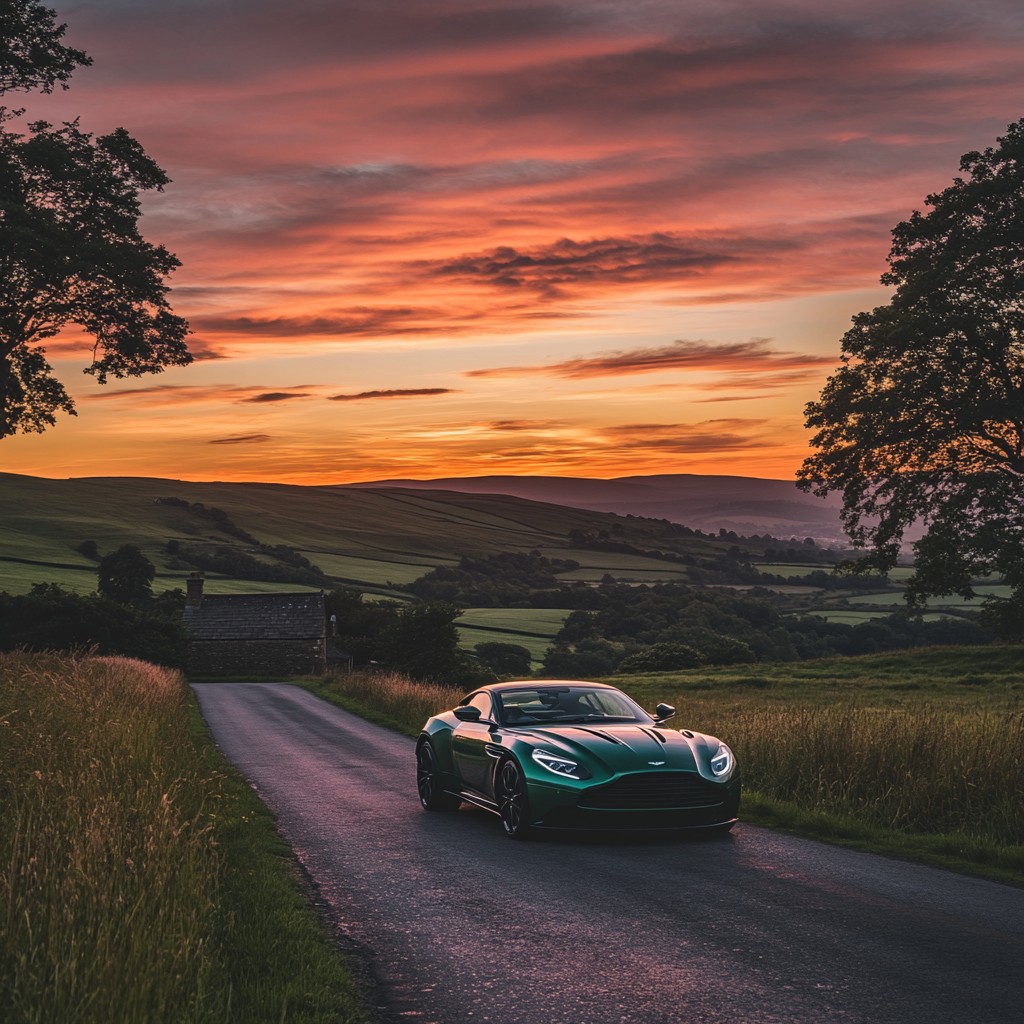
192 683 1023 1024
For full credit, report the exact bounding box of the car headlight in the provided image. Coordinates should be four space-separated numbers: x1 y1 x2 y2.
531 749 592 780
710 743 734 777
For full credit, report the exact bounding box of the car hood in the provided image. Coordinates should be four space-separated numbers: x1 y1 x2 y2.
513 723 707 776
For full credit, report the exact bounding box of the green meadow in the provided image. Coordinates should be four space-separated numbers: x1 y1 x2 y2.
455 607 573 664
535 546 692 582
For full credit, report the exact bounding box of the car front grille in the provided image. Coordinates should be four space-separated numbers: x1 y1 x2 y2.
578 771 723 809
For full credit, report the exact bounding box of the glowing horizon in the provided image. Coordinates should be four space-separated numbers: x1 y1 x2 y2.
4 0 1024 484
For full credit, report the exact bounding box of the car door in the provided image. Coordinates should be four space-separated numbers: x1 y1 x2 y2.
452 691 498 795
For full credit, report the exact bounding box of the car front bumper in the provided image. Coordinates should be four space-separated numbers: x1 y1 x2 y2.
525 772 741 831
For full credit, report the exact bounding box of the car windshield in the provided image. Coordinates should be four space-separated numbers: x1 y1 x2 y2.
496 687 651 725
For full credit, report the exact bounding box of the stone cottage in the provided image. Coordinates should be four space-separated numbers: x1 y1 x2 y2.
182 573 326 676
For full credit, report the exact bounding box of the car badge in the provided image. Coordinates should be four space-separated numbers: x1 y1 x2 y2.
648 760 666 765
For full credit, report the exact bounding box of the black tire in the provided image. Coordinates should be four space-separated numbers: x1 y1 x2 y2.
495 758 532 839
416 741 460 811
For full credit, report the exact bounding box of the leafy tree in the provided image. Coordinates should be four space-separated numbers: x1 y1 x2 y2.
542 638 622 678
474 641 532 677
172 544 325 586
324 588 400 666
0 4 190 437
618 642 705 674
0 582 188 667
0 0 90 96
799 120 1024 637
680 629 756 665
379 601 469 681
75 538 98 560
97 544 155 605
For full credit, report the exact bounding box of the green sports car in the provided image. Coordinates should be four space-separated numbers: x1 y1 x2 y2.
416 680 740 838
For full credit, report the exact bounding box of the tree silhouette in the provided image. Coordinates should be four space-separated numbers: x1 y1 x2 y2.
799 120 1024 637
380 602 467 681
0 1 191 437
97 544 155 605
0 0 90 96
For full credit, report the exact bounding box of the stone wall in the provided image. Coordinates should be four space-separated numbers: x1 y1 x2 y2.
188 638 326 677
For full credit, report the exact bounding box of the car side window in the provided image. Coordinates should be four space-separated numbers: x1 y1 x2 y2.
468 692 493 720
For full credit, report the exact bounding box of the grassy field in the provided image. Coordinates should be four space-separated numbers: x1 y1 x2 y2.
457 627 553 663
0 557 325 597
297 550 456 586
849 584 1012 609
0 651 363 1023
457 607 570 635
0 472 737 597
455 608 571 664
304 645 1024 884
808 610 955 625
536 547 692 582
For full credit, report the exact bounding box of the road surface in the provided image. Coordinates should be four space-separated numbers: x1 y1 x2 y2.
192 683 1023 1024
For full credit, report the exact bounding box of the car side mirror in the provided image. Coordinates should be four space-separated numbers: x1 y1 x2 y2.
454 705 483 722
655 703 676 721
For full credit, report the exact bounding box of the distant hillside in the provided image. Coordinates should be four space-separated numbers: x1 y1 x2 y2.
349 473 852 542
0 473 751 597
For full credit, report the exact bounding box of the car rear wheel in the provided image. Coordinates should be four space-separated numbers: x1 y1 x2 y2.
417 741 460 811
496 758 531 839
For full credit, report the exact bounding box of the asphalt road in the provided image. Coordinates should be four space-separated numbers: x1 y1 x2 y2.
192 683 1023 1024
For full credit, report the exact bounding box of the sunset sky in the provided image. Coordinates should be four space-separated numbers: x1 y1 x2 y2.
4 0 1024 483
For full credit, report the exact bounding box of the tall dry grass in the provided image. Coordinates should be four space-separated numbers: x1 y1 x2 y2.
0 651 220 1024
317 669 463 735
679 701 1023 845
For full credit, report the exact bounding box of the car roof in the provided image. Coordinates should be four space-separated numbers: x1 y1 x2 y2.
482 680 619 692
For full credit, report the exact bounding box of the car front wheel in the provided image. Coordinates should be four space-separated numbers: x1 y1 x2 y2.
416 740 460 811
496 758 532 839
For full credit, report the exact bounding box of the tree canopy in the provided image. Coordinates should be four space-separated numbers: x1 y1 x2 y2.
0 0 90 96
97 544 156 605
0 583 188 667
0 1 190 437
799 120 1024 636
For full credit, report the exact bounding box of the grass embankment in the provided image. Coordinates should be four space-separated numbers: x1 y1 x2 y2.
0 651 362 1024
305 646 1024 884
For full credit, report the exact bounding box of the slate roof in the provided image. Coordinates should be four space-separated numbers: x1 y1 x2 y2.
183 592 326 640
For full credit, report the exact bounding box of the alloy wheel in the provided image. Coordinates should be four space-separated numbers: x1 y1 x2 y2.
498 759 530 839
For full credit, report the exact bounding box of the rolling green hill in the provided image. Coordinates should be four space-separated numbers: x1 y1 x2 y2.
0 473 731 598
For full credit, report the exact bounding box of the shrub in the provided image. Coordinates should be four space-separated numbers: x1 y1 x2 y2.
618 642 705 673
0 584 188 669
474 641 532 676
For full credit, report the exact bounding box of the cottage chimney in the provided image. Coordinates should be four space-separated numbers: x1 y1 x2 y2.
186 572 205 608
